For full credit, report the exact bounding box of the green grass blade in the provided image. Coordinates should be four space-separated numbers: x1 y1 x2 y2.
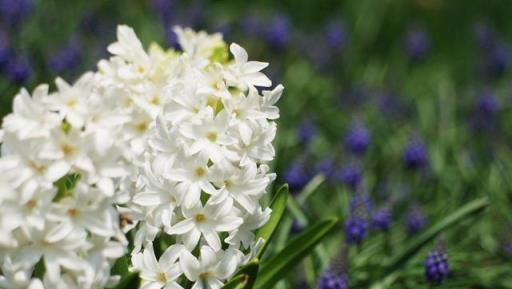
297 174 325 204
254 217 338 289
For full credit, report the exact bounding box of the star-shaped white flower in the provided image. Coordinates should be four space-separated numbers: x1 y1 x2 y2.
131 244 184 289
166 197 242 251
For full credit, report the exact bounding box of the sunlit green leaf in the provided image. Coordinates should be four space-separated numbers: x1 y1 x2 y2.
254 217 338 289
254 184 289 259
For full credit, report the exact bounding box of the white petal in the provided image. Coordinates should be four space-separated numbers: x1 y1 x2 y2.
229 43 248 64
179 250 200 281
166 219 195 235
133 193 162 206
201 227 221 252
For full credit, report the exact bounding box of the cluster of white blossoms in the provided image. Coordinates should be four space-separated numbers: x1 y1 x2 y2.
0 25 282 289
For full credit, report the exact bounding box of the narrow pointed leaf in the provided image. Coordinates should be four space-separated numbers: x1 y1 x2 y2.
254 217 338 289
254 184 288 258
384 197 488 273
297 174 325 204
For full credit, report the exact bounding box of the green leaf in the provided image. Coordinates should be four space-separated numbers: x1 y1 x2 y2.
108 255 138 289
220 275 247 289
384 197 489 274
297 174 325 204
231 259 260 289
254 184 288 259
254 217 338 289
109 273 138 289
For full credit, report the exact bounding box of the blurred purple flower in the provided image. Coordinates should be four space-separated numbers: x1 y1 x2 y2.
0 36 10 69
241 14 264 38
477 89 498 116
297 117 316 147
324 20 347 50
349 193 372 217
404 27 430 61
482 43 509 77
290 219 304 235
47 40 82 74
151 0 175 23
403 137 428 170
314 158 335 182
284 161 310 194
265 13 290 50
6 54 32 84
473 23 496 50
344 217 368 244
405 207 427 235
372 206 392 231
344 121 370 155
424 241 449 284
0 0 33 27
336 163 362 190
317 270 348 289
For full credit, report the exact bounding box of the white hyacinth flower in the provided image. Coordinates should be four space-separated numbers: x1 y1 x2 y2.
0 24 282 288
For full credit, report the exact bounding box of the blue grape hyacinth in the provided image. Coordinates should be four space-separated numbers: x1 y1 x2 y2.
477 89 498 117
317 270 348 289
284 161 310 194
297 117 316 147
483 43 509 77
6 54 32 84
424 241 449 284
406 207 427 235
372 206 392 231
345 194 371 244
344 121 370 155
403 138 428 170
324 20 347 50
265 13 290 49
344 217 368 244
337 163 362 190
314 158 335 182
47 40 82 74
317 246 349 289
404 27 430 61
0 0 33 27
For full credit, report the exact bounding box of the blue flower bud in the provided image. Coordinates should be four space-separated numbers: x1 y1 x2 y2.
6 54 32 84
424 242 449 284
284 162 310 194
403 138 428 170
406 208 427 235
324 21 347 50
316 270 348 289
265 13 290 50
404 27 430 62
336 164 362 190
372 206 392 231
344 121 370 155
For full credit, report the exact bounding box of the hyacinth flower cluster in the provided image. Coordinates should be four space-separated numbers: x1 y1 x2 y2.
316 246 349 289
0 24 282 289
424 241 449 284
